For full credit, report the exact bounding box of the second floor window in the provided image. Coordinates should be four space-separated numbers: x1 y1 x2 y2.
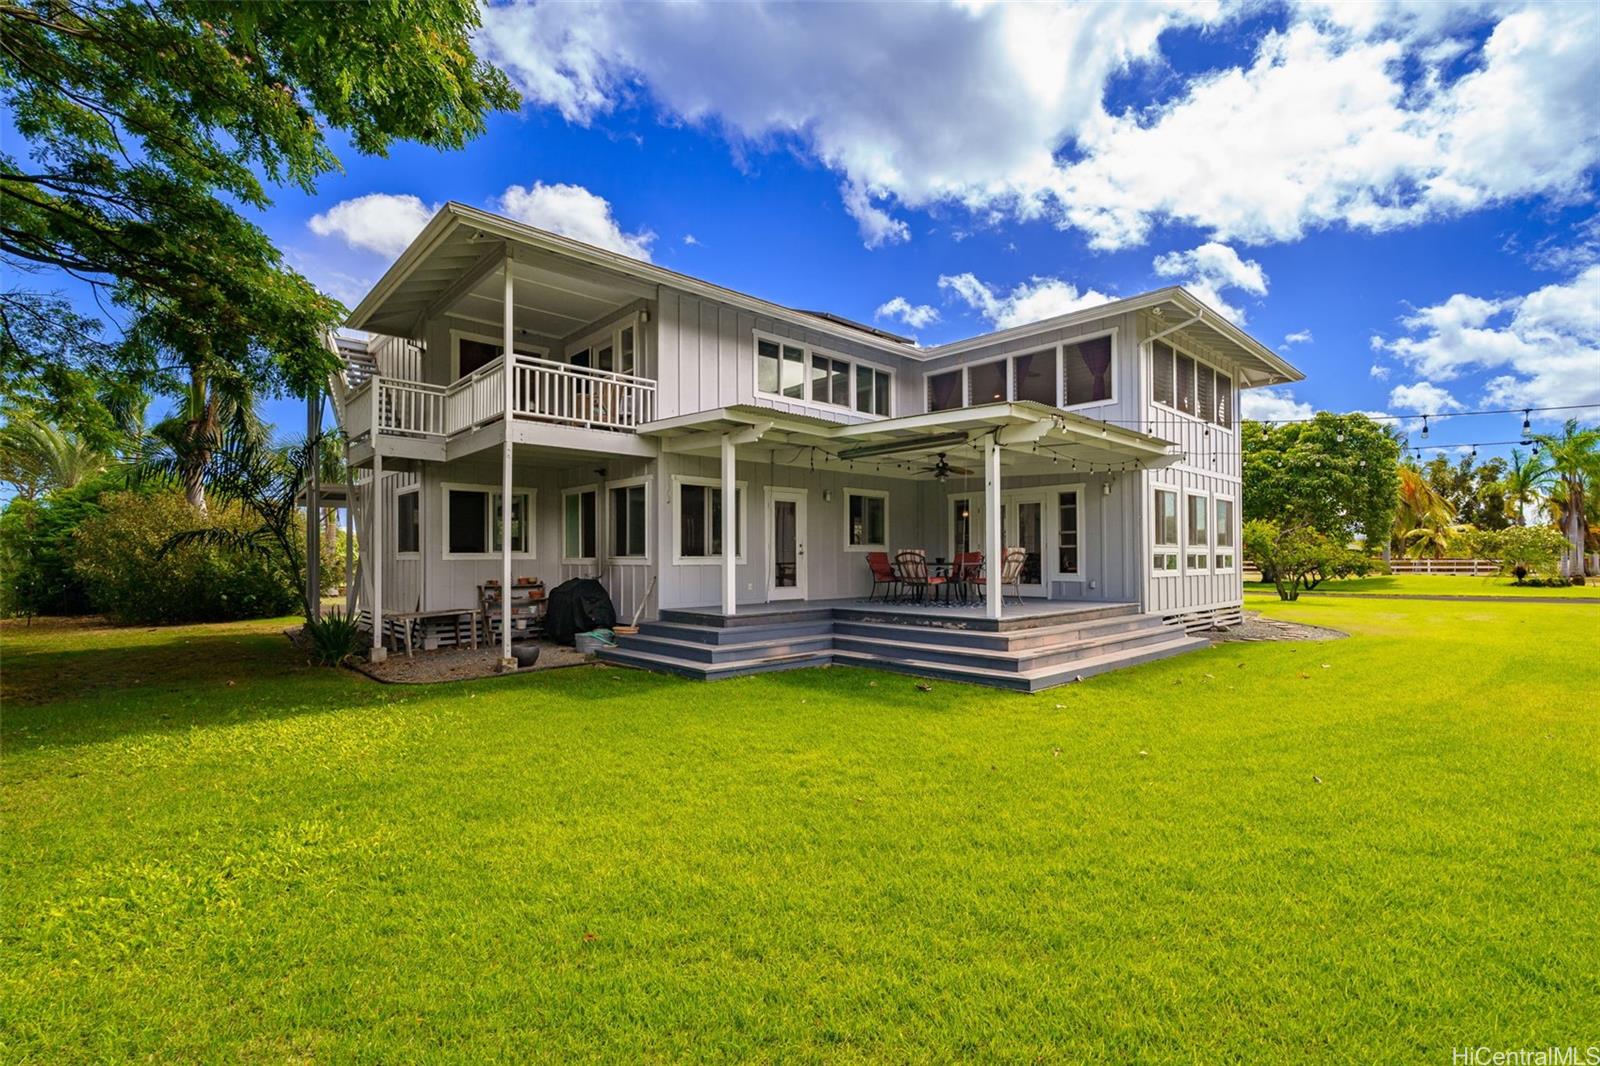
1153 340 1233 426
928 370 963 412
856 365 891 415
757 333 893 415
1062 336 1114 407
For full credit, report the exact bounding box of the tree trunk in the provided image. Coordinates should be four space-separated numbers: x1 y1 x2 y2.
1565 483 1586 578
182 367 216 517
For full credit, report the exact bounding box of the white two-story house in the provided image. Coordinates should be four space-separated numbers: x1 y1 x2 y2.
329 203 1303 690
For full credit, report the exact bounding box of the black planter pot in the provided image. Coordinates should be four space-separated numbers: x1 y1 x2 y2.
510 642 542 668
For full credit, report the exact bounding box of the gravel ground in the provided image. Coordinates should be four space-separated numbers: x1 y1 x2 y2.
1210 611 1348 643
283 629 596 684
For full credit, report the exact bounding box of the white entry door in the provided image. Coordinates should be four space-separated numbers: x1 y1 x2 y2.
1001 491 1048 597
766 488 808 601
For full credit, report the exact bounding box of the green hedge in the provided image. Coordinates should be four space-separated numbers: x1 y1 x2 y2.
0 473 127 617
71 491 301 624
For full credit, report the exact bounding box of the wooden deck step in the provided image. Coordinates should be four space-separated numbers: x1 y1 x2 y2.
830 633 1208 692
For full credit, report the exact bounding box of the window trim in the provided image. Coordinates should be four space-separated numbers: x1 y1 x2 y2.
1152 485 1180 577
566 313 645 376
561 484 599 565
449 328 549 382
395 484 421 559
1055 486 1085 581
922 327 1118 414
842 487 890 553
671 474 748 566
1214 493 1238 572
606 476 651 564
1149 336 1235 430
440 481 537 561
1185 490 1212 575
753 329 895 417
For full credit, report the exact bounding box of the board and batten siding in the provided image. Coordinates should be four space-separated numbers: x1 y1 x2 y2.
654 287 922 423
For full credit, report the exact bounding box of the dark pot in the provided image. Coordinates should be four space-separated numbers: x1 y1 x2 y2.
511 642 542 668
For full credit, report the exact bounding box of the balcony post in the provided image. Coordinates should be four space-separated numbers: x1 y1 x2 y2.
499 257 515 668
985 434 1002 621
721 432 737 617
370 450 386 661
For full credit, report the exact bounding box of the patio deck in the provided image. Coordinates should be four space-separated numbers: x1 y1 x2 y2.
663 597 1139 634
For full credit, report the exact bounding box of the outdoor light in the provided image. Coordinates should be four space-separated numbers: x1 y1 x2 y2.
1523 409 1531 433
1421 415 1429 439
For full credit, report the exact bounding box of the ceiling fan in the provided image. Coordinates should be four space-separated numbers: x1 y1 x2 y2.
918 453 973 481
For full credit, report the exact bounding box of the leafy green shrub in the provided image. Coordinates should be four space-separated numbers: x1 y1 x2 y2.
1458 525 1569 584
72 491 299 623
303 608 362 665
0 473 127 617
1243 519 1368 601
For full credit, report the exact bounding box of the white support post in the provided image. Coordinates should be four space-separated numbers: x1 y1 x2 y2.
306 391 321 619
721 432 737 618
984 435 1002 621
344 465 356 615
500 259 515 668
370 451 386 661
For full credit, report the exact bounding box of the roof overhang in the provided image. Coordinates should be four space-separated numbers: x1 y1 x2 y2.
640 402 1177 479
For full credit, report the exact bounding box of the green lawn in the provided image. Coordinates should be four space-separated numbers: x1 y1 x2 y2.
3 600 1596 1062
1248 573 1600 598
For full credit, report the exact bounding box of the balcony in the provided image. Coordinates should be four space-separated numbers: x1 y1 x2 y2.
341 353 657 461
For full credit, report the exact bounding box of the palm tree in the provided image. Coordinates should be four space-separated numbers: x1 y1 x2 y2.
1529 420 1600 577
146 364 266 516
0 412 111 499
1500 447 1549 526
1393 464 1456 557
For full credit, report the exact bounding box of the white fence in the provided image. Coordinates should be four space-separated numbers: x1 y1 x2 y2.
1387 558 1500 575
509 354 655 431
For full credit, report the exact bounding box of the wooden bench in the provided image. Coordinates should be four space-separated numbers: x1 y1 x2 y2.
389 608 481 658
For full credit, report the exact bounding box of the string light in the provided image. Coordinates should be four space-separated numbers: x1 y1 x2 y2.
1420 415 1429 439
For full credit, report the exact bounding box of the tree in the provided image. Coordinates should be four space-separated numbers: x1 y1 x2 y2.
1242 519 1357 601
1459 525 1569 585
136 431 323 620
1500 447 1550 526
1422 452 1509 531
1 0 517 427
1528 420 1600 576
1242 413 1401 547
1392 464 1456 557
0 409 113 499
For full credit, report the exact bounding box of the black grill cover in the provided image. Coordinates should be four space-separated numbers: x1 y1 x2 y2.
543 577 616 645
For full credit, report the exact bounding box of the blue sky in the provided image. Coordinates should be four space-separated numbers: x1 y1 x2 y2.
54 2 1600 459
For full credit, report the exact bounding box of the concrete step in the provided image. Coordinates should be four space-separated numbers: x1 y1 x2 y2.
618 631 834 665
599 645 832 681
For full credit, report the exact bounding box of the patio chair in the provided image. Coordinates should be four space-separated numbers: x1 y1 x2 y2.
951 551 983 604
895 549 947 605
966 547 1028 606
866 551 900 602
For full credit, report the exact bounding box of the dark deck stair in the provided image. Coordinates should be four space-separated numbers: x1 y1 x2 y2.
600 603 1207 691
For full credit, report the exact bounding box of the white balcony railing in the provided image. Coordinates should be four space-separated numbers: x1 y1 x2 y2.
347 354 656 447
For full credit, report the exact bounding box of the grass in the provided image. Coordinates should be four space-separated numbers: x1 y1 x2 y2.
1248 573 1600 598
3 601 1596 1062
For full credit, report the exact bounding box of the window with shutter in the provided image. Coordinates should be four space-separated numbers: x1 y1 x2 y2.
1152 342 1175 408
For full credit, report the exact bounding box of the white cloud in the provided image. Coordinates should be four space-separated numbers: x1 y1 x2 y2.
1151 241 1267 323
1387 381 1463 413
1241 386 1315 423
938 272 1115 330
1284 329 1313 345
1378 265 1600 409
1369 364 1391 380
875 296 940 330
307 193 436 257
494 182 655 260
841 181 909 249
478 2 1600 252
683 233 700 246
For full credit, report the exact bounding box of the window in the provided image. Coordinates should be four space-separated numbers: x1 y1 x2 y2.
1152 339 1234 426
1062 336 1114 407
928 370 964 412
596 340 615 372
1153 487 1179 573
856 365 891 415
951 497 975 557
563 487 597 562
452 330 547 380
675 478 746 563
1215 497 1236 570
1013 349 1055 405
968 359 1007 404
444 484 533 559
1058 491 1081 575
396 487 420 556
1186 492 1210 571
1152 341 1176 408
610 482 648 560
757 338 781 395
812 354 849 407
845 490 888 551
619 325 636 375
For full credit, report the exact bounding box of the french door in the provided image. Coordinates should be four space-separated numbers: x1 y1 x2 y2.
1000 493 1048 597
766 488 808 601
